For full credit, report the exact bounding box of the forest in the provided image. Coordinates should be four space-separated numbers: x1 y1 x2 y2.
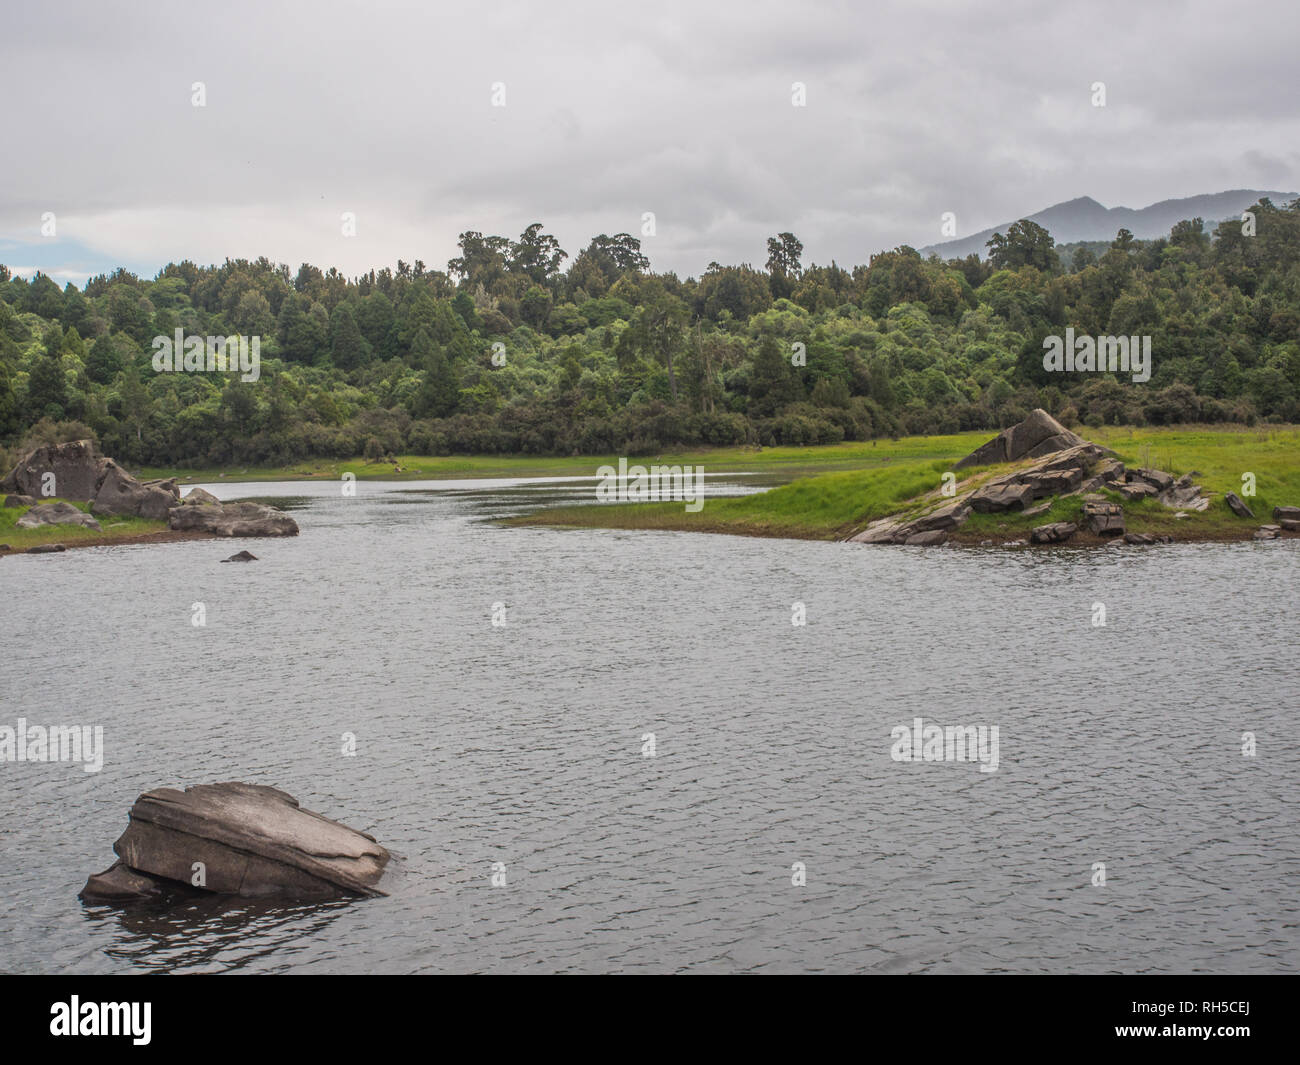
1 198 1297 469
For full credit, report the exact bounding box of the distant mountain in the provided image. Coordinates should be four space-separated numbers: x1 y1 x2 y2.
919 189 1299 260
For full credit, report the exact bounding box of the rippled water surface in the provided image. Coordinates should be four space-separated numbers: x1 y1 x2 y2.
2 475 1298 973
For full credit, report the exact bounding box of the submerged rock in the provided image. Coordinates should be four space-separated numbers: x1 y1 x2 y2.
221 550 258 562
27 542 67 553
80 783 389 904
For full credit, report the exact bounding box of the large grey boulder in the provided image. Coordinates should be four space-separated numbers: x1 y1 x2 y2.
1273 506 1300 522
1 439 102 501
3 494 36 508
168 501 299 537
1 440 182 521
954 409 1089 469
15 501 102 531
80 783 390 904
91 460 179 520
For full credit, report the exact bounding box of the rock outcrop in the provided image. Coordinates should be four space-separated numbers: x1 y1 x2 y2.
80 783 390 904
15 501 101 531
2 441 298 537
953 409 1089 469
1 439 104 502
1030 521 1077 544
1082 498 1125 537
169 501 299 537
845 411 1221 547
92 461 179 519
1 440 179 518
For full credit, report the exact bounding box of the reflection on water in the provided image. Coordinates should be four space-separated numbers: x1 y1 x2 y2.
1 475 1297 973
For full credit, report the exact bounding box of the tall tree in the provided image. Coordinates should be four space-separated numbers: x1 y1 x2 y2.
27 326 69 420
409 328 458 418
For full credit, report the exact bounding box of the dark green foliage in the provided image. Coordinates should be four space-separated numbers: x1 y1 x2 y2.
0 199 1296 465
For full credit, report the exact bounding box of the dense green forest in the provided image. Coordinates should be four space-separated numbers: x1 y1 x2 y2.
1 198 1297 469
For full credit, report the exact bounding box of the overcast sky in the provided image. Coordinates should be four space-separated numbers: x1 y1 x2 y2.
2 0 1297 285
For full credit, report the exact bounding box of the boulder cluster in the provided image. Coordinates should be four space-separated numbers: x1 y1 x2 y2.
847 409 1230 547
2 440 298 542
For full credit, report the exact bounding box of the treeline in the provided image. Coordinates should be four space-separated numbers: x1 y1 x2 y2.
0 199 1298 468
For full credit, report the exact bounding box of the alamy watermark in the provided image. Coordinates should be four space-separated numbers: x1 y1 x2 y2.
0 718 104 772
596 458 705 512
890 717 1000 773
1043 328 1151 384
152 329 260 382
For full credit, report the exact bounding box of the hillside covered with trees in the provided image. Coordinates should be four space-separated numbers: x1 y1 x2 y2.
1 198 1297 469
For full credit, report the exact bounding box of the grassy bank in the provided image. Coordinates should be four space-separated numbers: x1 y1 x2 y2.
0 500 172 554
507 424 1300 543
138 433 992 484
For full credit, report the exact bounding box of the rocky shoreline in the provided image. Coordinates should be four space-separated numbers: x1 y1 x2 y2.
844 410 1298 549
1 440 299 555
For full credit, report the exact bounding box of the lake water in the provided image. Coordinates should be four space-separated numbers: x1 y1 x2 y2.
2 474 1297 974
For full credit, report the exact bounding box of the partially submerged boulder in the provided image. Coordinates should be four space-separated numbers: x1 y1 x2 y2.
181 486 222 506
954 409 1089 470
221 550 258 562
80 783 389 904
15 501 101 531
168 501 299 537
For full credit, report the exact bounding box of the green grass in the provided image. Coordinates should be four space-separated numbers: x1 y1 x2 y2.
138 432 993 484
511 460 952 540
509 424 1300 542
0 500 166 552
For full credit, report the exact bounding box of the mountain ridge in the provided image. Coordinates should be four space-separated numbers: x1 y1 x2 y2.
919 189 1299 259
